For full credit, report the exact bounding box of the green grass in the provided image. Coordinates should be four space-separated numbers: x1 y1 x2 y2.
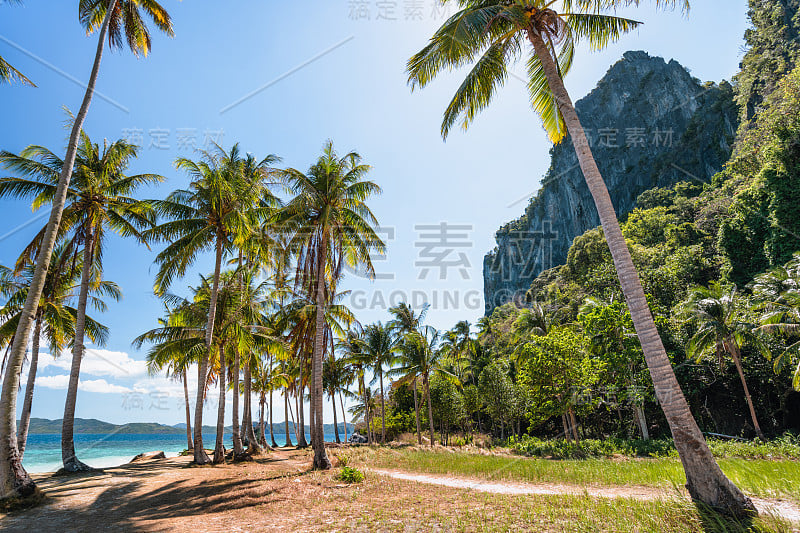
351 447 800 503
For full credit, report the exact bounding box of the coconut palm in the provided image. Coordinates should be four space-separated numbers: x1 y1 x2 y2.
133 298 207 451
0 244 113 458
753 256 800 391
0 135 161 472
391 326 448 446
679 282 770 439
276 141 384 469
0 2 172 497
147 145 272 465
360 323 399 444
407 0 753 515
338 328 375 443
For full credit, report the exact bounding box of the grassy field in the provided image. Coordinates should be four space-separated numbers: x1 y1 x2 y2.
346 447 800 504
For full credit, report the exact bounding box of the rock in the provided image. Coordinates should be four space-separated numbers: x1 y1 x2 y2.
483 51 738 314
348 433 368 444
129 451 166 463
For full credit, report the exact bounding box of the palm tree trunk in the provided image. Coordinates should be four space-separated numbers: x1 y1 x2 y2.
194 238 225 465
727 341 765 439
259 395 267 447
338 391 348 443
213 345 226 464
634 403 649 441
311 244 330 469
284 389 293 447
61 230 96 472
413 376 422 445
243 357 261 453
361 376 371 444
379 370 386 444
332 393 340 443
297 364 308 447
183 370 193 451
425 373 434 446
292 389 301 442
568 407 580 443
17 315 41 459
0 1 118 501
270 388 278 448
231 346 243 457
527 29 754 516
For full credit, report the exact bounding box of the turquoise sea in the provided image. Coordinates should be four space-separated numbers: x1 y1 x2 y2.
22 432 336 473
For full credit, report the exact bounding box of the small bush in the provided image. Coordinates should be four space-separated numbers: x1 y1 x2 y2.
337 466 365 483
335 454 349 467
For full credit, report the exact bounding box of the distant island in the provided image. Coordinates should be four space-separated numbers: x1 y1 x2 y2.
20 418 350 436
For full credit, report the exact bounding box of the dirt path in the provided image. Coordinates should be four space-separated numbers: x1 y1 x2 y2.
370 468 800 524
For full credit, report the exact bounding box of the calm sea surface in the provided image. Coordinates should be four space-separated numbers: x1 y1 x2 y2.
22 432 335 473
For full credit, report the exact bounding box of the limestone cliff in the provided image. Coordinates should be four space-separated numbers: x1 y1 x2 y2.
483 51 738 314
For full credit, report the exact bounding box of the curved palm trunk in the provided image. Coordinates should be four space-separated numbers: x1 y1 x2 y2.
213 345 226 464
61 231 96 472
231 346 243 457
17 316 41 459
284 389 293 447
183 370 193 451
269 388 278 448
726 341 765 439
379 370 386 444
338 391 348 443
413 376 422 445
193 238 225 465
311 248 330 469
424 372 434 446
0 1 117 501
528 30 754 516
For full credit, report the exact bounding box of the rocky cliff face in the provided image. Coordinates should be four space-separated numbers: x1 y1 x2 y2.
483 51 738 314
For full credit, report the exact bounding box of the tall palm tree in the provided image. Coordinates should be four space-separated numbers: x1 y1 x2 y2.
360 323 398 444
276 141 384 469
0 135 161 472
679 282 770 439
0 2 172 498
391 326 447 446
0 244 112 458
338 328 374 443
389 303 428 444
407 0 753 515
147 144 270 465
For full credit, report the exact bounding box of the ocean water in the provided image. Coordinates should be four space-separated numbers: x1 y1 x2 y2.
22 432 336 474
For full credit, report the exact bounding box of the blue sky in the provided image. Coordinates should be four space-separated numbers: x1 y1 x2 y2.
0 0 749 427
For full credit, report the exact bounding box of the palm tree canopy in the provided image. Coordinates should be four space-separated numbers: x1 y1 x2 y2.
0 133 163 272
147 144 279 295
79 0 174 57
407 0 688 141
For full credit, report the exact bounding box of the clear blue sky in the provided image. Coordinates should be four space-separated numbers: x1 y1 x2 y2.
0 0 748 426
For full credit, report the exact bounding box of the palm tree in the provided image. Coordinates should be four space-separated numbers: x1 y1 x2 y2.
338 328 374 443
324 351 354 443
0 1 172 498
0 244 112 458
0 135 161 472
133 298 207 451
407 0 753 515
360 323 398 444
391 326 447 446
679 282 770 439
753 256 800 391
389 302 428 335
276 141 384 469
147 145 270 465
